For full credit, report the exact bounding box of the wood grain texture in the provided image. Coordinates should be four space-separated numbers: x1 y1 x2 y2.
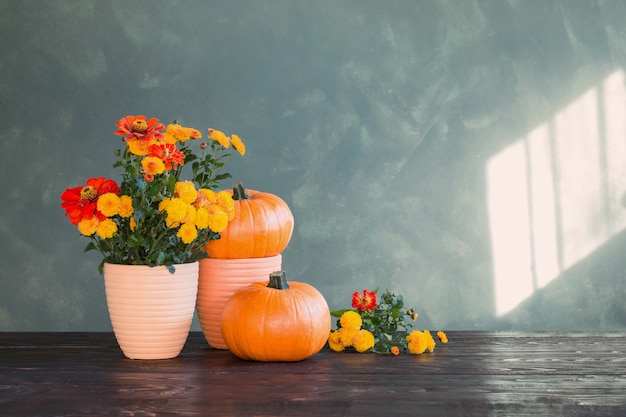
1 332 625 416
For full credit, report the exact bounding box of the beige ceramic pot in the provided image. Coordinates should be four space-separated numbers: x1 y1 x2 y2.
103 262 199 360
197 255 282 349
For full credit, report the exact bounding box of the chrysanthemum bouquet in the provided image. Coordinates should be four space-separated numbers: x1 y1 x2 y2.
328 289 448 355
60 115 245 273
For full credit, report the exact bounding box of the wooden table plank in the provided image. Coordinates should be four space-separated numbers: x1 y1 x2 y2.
1 332 625 416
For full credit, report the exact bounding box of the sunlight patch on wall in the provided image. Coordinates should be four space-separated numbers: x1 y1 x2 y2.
487 70 626 316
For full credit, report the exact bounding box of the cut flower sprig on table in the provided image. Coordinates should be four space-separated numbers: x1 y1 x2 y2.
329 289 448 355
60 115 245 273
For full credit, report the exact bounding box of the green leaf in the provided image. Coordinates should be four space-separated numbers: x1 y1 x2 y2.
84 242 97 252
330 308 352 318
214 173 232 181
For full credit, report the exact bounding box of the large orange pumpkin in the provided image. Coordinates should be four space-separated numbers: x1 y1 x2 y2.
220 271 331 362
205 182 294 259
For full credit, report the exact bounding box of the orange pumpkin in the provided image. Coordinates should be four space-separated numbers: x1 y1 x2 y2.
221 271 331 362
205 182 294 259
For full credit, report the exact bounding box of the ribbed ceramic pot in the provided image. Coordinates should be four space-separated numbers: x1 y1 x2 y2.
197 255 282 349
103 262 199 360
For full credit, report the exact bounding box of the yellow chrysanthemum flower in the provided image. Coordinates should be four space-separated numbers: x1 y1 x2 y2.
162 132 177 145
163 198 188 225
231 134 246 156
96 218 118 239
187 127 202 139
177 223 198 244
158 199 170 212
200 188 217 200
181 204 197 225
216 190 236 220
339 311 362 331
353 329 375 353
207 210 229 233
424 330 436 352
175 181 198 204
194 188 212 210
338 327 358 347
126 138 153 156
141 156 166 176
97 193 121 217
208 128 230 148
328 331 345 352
166 123 191 142
118 195 134 218
195 207 210 230
77 217 99 236
129 216 136 232
437 330 448 344
407 330 428 355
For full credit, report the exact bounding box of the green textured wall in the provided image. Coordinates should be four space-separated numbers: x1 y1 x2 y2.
1 0 626 331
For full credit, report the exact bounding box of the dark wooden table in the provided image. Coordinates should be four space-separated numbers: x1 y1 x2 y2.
1 332 625 416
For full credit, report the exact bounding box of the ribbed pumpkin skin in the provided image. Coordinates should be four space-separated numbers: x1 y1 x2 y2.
205 189 294 259
220 280 331 362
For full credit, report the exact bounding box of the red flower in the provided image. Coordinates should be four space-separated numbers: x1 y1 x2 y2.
114 115 165 142
61 177 120 225
147 142 185 171
352 289 377 311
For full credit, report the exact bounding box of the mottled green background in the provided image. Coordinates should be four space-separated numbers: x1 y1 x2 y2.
1 0 626 331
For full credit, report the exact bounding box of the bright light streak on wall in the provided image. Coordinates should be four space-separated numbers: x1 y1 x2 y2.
487 70 626 316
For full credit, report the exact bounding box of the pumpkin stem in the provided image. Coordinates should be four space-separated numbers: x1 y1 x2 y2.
232 181 250 200
267 271 290 290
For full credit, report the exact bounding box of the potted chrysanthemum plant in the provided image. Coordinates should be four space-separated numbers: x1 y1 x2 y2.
60 115 245 359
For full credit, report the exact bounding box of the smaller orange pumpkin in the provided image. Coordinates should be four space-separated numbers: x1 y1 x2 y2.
221 271 330 362
205 182 294 259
